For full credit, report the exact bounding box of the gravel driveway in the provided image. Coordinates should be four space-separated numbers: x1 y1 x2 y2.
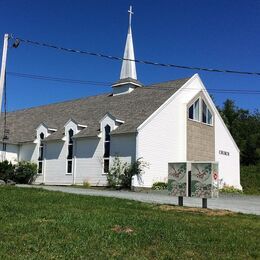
18 185 260 215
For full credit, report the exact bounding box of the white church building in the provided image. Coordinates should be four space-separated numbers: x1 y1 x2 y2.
0 8 241 189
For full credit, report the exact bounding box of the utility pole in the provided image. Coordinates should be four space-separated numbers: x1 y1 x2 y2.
0 34 9 114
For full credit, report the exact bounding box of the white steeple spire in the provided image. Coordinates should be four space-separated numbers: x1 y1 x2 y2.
120 5 137 80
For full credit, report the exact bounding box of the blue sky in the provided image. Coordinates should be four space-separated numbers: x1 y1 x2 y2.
0 0 259 111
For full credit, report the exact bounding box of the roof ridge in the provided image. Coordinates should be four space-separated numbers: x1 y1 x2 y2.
146 77 191 87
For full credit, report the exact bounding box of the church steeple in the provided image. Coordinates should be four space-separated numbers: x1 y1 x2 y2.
112 5 142 96
120 6 137 80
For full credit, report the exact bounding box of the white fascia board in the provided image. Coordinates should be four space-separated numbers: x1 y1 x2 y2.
47 127 57 132
112 81 141 88
195 74 240 152
64 118 78 128
137 74 198 132
77 124 87 128
99 112 124 124
115 119 125 124
99 112 115 123
36 122 48 131
36 123 57 132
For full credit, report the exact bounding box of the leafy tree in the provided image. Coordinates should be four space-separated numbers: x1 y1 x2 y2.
218 99 260 165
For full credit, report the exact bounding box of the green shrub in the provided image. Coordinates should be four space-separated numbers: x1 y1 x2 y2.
152 182 168 190
121 158 148 189
13 161 37 184
0 160 15 182
220 185 243 194
240 164 260 195
83 180 91 188
107 157 147 189
107 156 128 188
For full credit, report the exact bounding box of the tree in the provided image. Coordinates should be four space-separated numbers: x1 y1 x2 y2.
218 99 260 165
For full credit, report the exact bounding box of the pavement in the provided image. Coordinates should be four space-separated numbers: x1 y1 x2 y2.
17 185 260 215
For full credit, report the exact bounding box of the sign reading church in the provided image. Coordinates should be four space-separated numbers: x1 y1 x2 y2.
0 7 241 190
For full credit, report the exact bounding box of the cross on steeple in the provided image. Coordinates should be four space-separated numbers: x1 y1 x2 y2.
128 5 133 27
112 5 142 94
119 5 138 80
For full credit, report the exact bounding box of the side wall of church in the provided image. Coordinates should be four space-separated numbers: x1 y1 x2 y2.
134 75 202 187
15 133 136 186
135 74 241 190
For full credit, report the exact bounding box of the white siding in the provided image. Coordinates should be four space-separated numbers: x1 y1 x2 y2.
44 141 73 185
0 143 19 163
74 134 136 186
19 142 44 184
135 75 202 187
215 115 241 189
19 143 37 162
74 138 105 185
110 134 136 164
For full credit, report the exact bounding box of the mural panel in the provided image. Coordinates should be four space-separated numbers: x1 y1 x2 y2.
168 163 188 197
191 162 219 198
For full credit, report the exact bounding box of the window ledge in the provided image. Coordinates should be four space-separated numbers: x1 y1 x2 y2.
188 118 201 124
202 122 213 127
188 118 213 127
65 173 72 175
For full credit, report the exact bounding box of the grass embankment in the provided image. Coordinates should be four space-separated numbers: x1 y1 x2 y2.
0 187 259 259
241 164 260 195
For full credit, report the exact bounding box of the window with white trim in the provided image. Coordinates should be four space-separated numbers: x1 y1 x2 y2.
188 98 200 121
103 125 111 173
38 132 44 174
67 129 74 174
202 100 213 125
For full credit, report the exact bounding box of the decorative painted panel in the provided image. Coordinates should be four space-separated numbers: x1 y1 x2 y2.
191 162 219 198
168 163 188 197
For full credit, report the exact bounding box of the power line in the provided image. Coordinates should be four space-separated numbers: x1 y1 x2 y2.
11 36 260 77
6 71 260 95
7 71 112 86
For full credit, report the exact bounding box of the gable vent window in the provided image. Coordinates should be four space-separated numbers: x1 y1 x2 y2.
38 132 44 174
67 129 74 174
103 125 111 173
189 98 200 121
202 100 213 125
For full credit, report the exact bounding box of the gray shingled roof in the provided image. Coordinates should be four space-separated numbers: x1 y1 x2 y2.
0 77 190 144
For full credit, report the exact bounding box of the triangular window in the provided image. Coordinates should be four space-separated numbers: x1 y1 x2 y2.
188 98 213 125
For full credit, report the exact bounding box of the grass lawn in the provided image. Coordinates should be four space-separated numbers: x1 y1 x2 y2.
0 187 259 259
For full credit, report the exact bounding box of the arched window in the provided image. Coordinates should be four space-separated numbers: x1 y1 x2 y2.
38 132 44 174
67 129 74 173
103 125 111 173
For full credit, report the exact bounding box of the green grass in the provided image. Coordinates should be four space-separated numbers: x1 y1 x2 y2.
241 164 260 195
0 187 259 259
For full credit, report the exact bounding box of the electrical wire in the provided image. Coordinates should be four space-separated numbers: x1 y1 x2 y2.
11 36 260 77
6 71 260 95
7 71 112 86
